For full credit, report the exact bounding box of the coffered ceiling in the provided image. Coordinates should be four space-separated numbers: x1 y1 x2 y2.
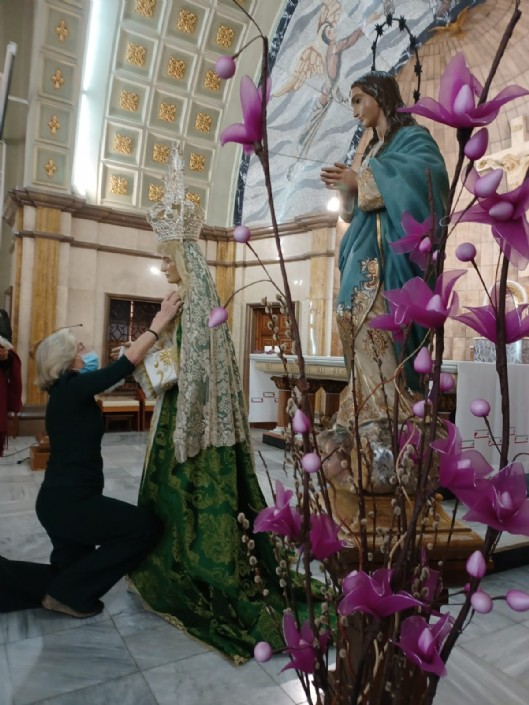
2 0 284 228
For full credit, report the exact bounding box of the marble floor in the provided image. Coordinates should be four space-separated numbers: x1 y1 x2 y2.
2 430 529 705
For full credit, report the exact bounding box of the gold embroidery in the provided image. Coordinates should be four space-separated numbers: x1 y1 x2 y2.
357 166 384 211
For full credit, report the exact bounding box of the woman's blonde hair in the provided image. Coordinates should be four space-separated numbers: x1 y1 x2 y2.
158 240 190 296
35 328 77 390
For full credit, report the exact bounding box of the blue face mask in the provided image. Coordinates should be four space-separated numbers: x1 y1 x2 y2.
79 351 99 374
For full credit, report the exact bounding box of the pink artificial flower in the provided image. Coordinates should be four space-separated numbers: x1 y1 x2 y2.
455 242 476 262
301 452 321 474
470 399 490 417
390 212 436 270
462 462 529 535
254 641 273 662
214 55 236 79
396 614 452 677
366 300 406 343
253 480 302 540
455 286 529 344
506 590 529 612
281 612 330 674
398 53 529 128
466 550 487 579
452 169 529 269
309 513 343 560
431 421 492 506
208 307 228 328
464 127 489 160
292 409 311 433
471 589 493 614
338 568 423 618
219 76 271 154
371 270 466 332
414 347 433 374
233 225 251 243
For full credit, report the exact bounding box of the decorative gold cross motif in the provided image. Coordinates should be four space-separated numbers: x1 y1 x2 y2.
51 69 65 89
185 192 201 208
48 115 61 135
135 0 156 18
120 90 139 112
189 153 206 172
216 25 235 49
55 20 69 42
148 184 164 201
194 112 212 133
110 176 128 195
127 43 146 67
177 10 197 34
114 135 133 155
159 102 176 122
167 57 186 80
44 159 57 178
153 144 170 163
204 70 220 91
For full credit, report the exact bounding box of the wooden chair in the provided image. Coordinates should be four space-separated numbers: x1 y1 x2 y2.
136 387 156 431
96 394 140 432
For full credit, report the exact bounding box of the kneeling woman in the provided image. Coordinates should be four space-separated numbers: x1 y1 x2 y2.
34 292 181 618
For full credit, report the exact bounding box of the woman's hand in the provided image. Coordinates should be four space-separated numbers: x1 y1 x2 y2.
320 163 358 195
153 291 183 331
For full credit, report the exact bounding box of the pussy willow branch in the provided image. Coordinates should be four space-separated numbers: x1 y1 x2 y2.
423 4 522 702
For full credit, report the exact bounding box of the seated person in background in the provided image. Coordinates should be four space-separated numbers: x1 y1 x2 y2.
32 292 181 618
0 308 22 457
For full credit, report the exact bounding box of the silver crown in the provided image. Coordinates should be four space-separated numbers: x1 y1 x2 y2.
147 144 203 242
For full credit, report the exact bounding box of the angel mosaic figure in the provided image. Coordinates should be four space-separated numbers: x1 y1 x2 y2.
274 0 380 178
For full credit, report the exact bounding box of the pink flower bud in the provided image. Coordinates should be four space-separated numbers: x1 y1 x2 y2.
301 452 321 474
474 169 503 198
414 347 432 374
418 237 432 254
471 590 493 614
470 398 490 417
208 306 228 328
456 242 476 262
292 409 311 434
432 250 439 262
214 55 236 79
506 590 529 612
233 225 251 243
464 128 489 160
466 550 487 579
439 373 455 392
413 400 426 418
489 201 514 221
254 641 273 662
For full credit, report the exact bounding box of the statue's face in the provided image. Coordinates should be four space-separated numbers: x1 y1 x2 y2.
350 86 382 130
160 256 181 285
